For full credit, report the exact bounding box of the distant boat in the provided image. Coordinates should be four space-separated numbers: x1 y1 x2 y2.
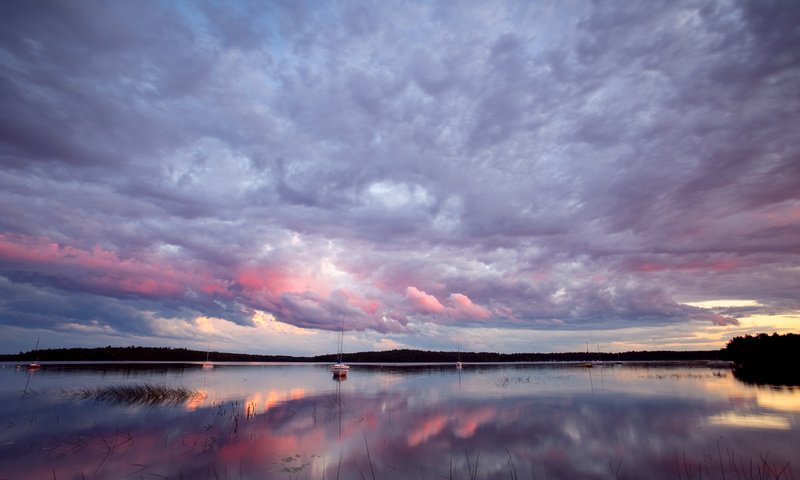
202 348 213 369
456 344 463 369
330 319 349 377
579 341 593 368
27 338 41 370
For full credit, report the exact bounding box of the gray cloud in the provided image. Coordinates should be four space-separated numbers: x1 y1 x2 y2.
1 0 798 351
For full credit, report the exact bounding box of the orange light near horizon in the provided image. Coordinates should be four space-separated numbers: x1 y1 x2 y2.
756 388 800 413
707 412 791 430
184 389 210 412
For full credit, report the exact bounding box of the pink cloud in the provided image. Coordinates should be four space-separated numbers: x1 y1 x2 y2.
339 288 381 315
236 266 316 296
0 233 229 299
406 287 492 320
691 311 740 326
449 293 491 320
405 287 493 321
492 305 520 322
406 286 446 313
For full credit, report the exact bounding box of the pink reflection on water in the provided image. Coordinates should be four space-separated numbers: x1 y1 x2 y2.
407 414 448 446
2 364 800 479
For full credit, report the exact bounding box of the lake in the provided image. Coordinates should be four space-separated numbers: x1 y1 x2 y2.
1 362 798 479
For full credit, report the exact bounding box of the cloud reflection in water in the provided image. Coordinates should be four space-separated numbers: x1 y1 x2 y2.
0 363 798 479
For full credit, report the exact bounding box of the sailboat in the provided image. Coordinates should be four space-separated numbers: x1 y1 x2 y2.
202 347 213 369
330 318 349 377
27 338 41 370
456 344 463 369
579 341 593 368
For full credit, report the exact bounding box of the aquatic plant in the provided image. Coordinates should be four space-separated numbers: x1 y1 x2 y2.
65 383 206 406
674 446 792 480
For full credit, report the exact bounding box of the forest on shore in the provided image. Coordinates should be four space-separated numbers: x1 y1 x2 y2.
723 332 800 385
3 332 795 365
0 345 720 363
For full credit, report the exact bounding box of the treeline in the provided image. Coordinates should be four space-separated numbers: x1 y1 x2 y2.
0 346 302 363
722 333 799 385
722 332 799 366
324 349 722 363
1 345 722 363
11 333 798 364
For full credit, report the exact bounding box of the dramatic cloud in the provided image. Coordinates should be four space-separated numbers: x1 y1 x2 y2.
1 0 798 354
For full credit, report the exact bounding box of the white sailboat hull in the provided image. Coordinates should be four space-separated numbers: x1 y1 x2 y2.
330 363 350 376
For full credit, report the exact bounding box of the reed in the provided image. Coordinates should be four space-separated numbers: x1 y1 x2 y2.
364 433 376 480
65 384 206 406
675 447 792 480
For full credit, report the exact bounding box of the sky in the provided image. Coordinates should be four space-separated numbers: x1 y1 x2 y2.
1 0 799 356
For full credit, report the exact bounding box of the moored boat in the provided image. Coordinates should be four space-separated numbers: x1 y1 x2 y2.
202 347 213 368
330 362 350 376
28 338 41 370
330 318 349 378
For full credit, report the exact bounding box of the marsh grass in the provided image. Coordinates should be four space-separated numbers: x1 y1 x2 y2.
675 447 793 480
64 384 206 406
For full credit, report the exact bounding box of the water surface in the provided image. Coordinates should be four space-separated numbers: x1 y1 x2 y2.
1 362 797 479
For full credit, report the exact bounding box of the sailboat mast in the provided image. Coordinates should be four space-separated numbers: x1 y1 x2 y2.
329 315 350 377
337 317 345 363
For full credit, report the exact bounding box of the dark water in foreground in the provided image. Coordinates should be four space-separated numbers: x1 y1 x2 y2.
0 362 798 479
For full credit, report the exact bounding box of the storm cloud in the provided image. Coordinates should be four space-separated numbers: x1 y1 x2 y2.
1 0 798 353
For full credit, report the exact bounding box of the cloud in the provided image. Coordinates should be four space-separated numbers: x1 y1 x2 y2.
0 0 798 353
449 293 491 320
406 286 446 314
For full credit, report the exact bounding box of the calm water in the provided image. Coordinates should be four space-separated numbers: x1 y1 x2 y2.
1 362 798 479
